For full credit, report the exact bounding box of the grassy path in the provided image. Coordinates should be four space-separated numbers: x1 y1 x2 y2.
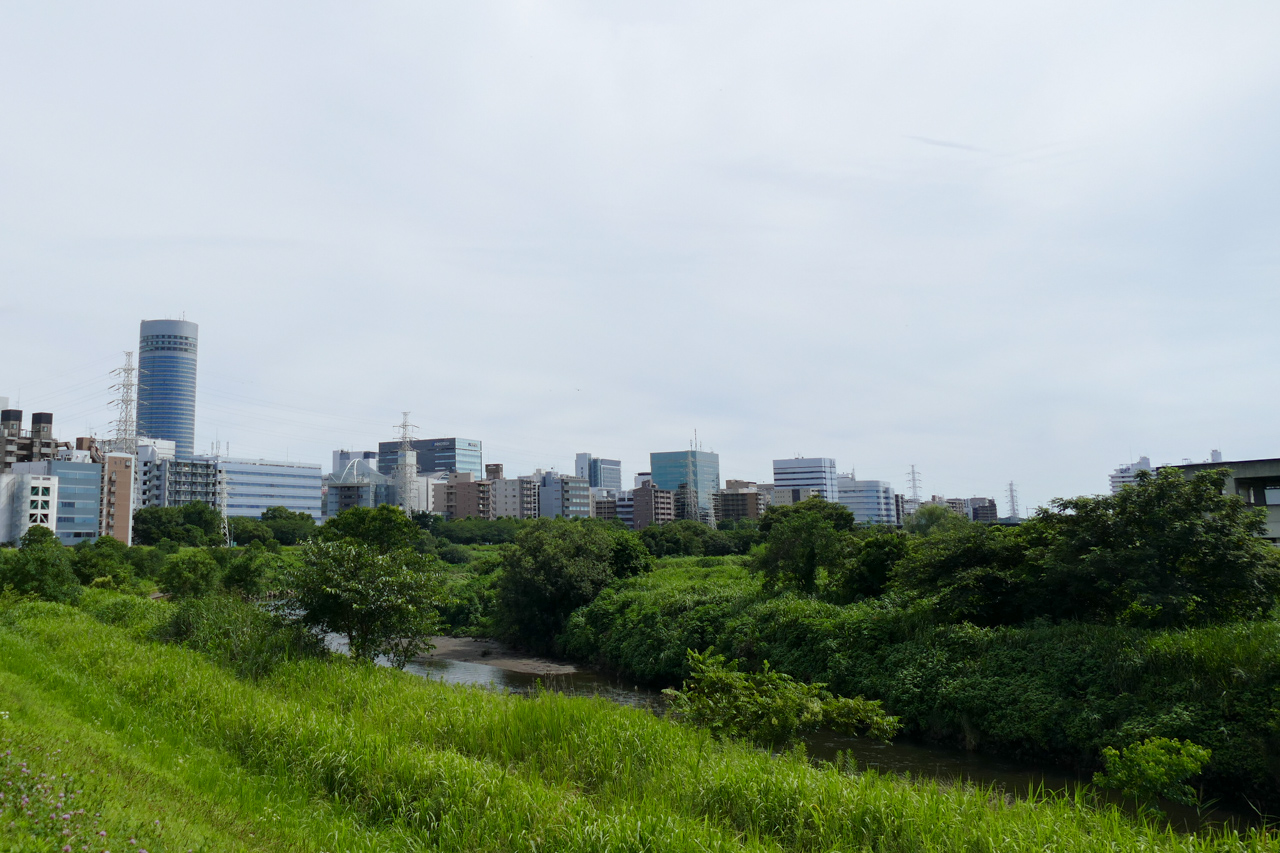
1 598 1276 852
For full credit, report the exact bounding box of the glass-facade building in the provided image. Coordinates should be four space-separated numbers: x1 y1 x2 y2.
208 457 324 521
138 319 198 460
377 437 483 478
649 450 720 516
576 453 622 492
10 460 101 545
773 457 839 502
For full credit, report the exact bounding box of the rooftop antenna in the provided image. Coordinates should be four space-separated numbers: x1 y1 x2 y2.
1007 481 1020 520
108 351 138 455
394 411 420 516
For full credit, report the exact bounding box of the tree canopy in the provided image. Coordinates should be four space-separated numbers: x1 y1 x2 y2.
318 505 421 554
496 518 651 651
287 540 445 667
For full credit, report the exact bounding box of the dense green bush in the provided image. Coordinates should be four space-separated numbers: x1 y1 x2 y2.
496 517 651 652
157 593 325 679
158 548 223 597
562 563 1280 809
664 650 901 747
1095 737 1212 812
0 526 80 604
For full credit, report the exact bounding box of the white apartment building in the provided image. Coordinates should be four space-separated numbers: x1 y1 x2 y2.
1110 456 1152 494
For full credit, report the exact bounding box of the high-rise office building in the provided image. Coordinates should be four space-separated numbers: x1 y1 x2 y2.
836 475 897 525
773 457 838 502
649 450 719 520
575 453 622 491
137 319 199 460
377 437 482 478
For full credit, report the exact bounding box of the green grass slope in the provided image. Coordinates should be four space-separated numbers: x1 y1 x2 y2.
0 597 1275 852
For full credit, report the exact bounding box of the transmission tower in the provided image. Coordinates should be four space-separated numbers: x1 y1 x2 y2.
108 351 138 455
1007 481 1020 520
394 412 420 515
218 469 232 547
906 465 922 502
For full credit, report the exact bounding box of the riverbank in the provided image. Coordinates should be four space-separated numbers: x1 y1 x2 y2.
558 560 1280 812
12 592 1275 853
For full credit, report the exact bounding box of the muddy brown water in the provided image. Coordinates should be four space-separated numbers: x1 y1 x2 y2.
380 636 1260 832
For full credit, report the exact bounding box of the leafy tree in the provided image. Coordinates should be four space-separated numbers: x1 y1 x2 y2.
127 545 166 579
757 497 855 536
159 549 223 598
434 516 524 545
318 505 421 554
70 535 133 587
1094 737 1211 812
437 542 474 565
663 651 901 747
640 519 735 558
133 502 224 546
889 523 1031 625
0 526 80 603
842 528 910 600
903 504 969 537
287 540 445 667
229 516 275 547
1031 468 1280 627
223 540 288 597
754 510 855 595
260 506 316 545
496 518 651 651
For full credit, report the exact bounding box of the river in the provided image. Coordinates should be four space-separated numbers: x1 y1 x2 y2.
406 637 1257 832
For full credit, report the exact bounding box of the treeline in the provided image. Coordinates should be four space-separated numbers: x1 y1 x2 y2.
558 469 1280 809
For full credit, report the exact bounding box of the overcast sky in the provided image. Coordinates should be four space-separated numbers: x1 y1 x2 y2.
3 2 1279 512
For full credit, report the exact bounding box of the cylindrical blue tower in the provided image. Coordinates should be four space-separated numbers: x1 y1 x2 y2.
137 319 198 460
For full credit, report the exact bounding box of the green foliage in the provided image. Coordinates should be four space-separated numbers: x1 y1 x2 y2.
0 527 80 603
753 509 855 595
889 523 1032 625
259 505 317 545
758 496 856 535
886 468 1280 630
158 548 223 597
229 514 275 545
132 501 225 546
432 515 526 545
70 534 136 589
437 541 475 565
287 539 445 667
5 603 1273 853
560 559 1280 808
562 560 761 682
842 528 909 600
496 517 651 651
1030 468 1280 627
126 544 166 579
222 540 290 596
157 593 325 679
318 504 421 554
903 503 970 536
663 650 901 747
1094 737 1212 810
641 519 743 557
439 555 502 634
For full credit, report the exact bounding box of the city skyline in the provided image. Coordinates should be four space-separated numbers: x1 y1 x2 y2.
5 5 1278 511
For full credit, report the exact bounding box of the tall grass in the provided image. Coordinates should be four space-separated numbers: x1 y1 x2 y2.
1 597 1276 852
